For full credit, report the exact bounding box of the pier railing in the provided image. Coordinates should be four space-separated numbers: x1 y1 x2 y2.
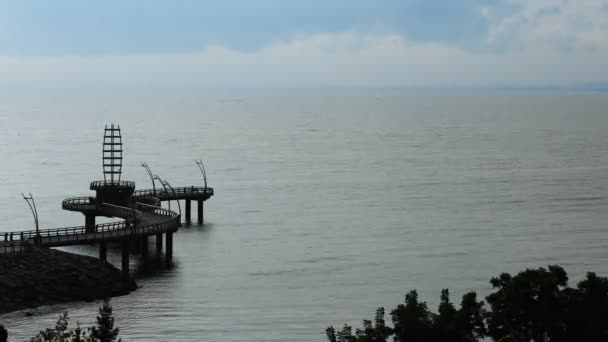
136 202 178 217
89 180 136 190
5 217 127 243
133 196 161 207
62 196 96 210
1 202 179 252
62 196 93 205
133 186 214 199
134 202 180 235
2 203 142 243
0 241 29 254
102 203 143 224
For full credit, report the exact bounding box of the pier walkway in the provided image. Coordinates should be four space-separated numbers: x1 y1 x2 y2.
0 124 214 277
0 186 213 254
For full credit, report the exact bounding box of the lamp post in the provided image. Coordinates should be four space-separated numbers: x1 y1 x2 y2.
153 175 168 209
154 176 182 218
163 179 181 217
195 159 207 190
141 162 156 195
21 193 39 245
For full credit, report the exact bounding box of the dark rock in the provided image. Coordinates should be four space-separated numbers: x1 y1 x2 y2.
0 247 137 314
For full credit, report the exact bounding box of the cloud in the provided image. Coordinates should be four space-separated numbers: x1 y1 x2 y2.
1 32 608 88
1 1 608 88
487 0 608 51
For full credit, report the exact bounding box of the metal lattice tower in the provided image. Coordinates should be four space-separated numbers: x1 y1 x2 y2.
102 124 123 184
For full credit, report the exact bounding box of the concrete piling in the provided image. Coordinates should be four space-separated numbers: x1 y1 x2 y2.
165 232 173 264
185 199 191 224
121 239 130 278
156 233 163 255
141 236 148 257
85 214 96 233
197 200 203 224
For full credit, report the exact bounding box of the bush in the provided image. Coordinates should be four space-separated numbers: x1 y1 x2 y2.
327 266 608 342
28 300 121 342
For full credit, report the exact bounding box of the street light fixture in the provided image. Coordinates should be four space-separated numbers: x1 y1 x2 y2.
141 162 156 195
195 159 207 190
21 193 39 245
163 179 181 217
153 175 180 214
153 175 168 209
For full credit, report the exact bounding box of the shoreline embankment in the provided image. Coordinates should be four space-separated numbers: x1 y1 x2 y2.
0 247 137 314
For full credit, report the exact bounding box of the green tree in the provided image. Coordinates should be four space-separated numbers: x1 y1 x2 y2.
326 308 392 342
325 325 357 342
485 265 569 342
391 290 433 342
70 323 86 342
327 266 608 342
564 272 608 341
30 312 72 342
430 290 486 342
432 289 458 341
455 292 486 342
371 307 393 342
326 326 338 342
25 301 122 342
355 308 393 342
89 300 121 342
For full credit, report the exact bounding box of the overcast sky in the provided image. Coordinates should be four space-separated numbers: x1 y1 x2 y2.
1 0 607 88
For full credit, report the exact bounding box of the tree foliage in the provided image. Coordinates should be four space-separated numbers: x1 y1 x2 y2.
486 265 569 342
327 266 608 342
89 300 120 342
28 300 121 342
328 290 486 342
326 307 393 342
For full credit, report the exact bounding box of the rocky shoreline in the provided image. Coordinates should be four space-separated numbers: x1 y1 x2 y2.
0 247 137 314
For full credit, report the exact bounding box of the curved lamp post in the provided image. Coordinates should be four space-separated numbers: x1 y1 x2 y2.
163 179 182 217
141 162 156 195
21 193 39 245
153 175 181 217
195 159 208 190
153 175 169 210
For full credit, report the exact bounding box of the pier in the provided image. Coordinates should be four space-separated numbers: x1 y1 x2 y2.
0 125 214 278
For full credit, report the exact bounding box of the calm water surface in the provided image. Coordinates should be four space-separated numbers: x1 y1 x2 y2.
1 92 607 341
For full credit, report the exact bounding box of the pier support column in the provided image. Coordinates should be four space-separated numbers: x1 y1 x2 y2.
141 236 149 257
156 233 163 255
185 199 191 224
197 200 204 224
165 232 173 264
121 239 130 279
99 242 107 261
85 214 96 233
